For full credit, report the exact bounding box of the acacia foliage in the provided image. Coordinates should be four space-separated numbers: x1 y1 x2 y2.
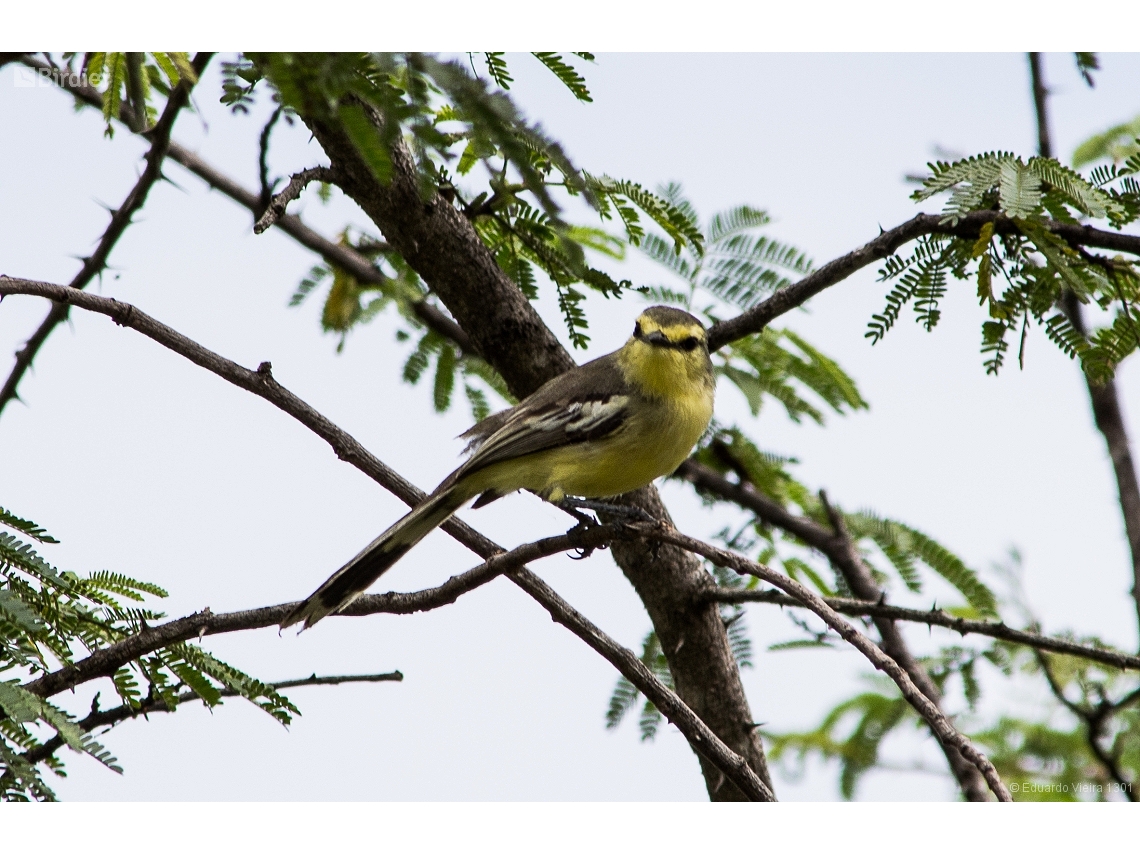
870 151 1140 380
0 507 297 800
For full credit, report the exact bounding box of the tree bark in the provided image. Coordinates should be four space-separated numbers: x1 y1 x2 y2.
297 106 773 799
1062 293 1140 633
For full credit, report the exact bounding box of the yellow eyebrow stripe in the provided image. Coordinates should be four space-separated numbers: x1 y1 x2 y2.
636 318 705 344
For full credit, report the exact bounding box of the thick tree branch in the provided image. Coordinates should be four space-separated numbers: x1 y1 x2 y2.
253 165 336 234
653 527 1013 801
709 589 1140 672
706 211 1140 351
303 105 575 398
0 53 211 417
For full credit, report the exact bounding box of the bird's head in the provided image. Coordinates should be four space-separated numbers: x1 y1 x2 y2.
620 306 713 397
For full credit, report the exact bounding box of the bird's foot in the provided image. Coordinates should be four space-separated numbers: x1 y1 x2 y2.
556 497 656 559
560 497 657 525
555 498 600 529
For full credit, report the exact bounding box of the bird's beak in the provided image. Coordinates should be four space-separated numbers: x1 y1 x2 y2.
644 330 670 346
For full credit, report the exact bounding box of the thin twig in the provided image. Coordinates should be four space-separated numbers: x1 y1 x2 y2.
653 527 1013 801
0 277 480 556
1028 53 1053 160
1035 650 1137 800
21 671 403 769
0 52 211 417
708 588 1140 672
258 104 285 207
253 166 336 234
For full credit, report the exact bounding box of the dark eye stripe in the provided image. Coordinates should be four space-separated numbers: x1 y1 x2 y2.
634 321 705 350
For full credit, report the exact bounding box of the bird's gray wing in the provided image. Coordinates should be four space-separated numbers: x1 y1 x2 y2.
458 392 630 478
455 352 633 477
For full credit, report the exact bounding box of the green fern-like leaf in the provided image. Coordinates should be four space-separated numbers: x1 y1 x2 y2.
433 344 458 412
605 676 639 730
706 205 772 243
999 160 1043 219
0 508 58 545
1029 158 1119 219
766 690 911 800
482 53 513 90
176 645 300 726
531 53 592 102
1072 115 1140 168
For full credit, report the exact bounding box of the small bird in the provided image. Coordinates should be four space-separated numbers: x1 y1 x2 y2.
282 305 715 629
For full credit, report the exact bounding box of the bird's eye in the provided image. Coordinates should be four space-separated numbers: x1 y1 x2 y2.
680 336 699 351
633 321 643 339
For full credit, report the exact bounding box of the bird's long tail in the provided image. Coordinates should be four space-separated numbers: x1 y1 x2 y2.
281 482 473 630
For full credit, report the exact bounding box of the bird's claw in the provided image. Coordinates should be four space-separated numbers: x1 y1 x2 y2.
557 497 656 527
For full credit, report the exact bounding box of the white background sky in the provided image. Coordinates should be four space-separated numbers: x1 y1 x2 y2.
3 52 1140 802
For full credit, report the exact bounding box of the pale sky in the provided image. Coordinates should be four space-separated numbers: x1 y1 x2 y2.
3 52 1140 800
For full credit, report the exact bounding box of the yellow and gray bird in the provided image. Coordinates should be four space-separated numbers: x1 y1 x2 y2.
282 305 715 629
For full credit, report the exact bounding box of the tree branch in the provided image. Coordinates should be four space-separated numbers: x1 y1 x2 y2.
0 53 211 417
14 500 622 700
652 527 1013 801
708 588 1140 672
505 561 774 801
706 211 1140 351
18 518 773 800
253 165 336 234
1028 53 1053 160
